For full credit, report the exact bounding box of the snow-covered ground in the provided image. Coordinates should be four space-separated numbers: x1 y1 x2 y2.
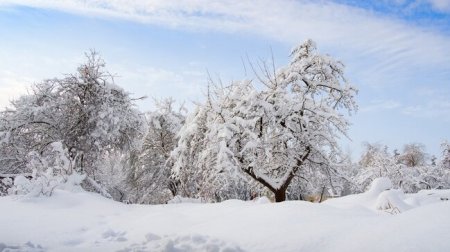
1 179 449 252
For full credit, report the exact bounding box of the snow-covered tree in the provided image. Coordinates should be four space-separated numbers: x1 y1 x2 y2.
441 140 450 169
125 98 185 204
355 143 398 191
285 151 357 201
359 143 389 169
0 51 146 196
399 143 428 167
94 151 129 201
354 142 449 193
170 104 256 201
171 40 357 202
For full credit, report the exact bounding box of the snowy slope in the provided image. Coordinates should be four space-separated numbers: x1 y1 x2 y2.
0 184 449 252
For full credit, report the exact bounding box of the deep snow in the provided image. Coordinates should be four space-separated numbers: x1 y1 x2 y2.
0 179 449 252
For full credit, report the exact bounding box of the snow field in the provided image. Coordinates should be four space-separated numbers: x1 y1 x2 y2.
0 178 449 252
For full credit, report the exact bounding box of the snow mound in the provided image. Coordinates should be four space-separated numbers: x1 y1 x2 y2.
326 177 450 214
118 233 243 252
102 229 128 242
1 185 450 251
324 177 394 209
367 177 392 195
11 175 32 195
253 196 271 204
57 173 86 192
374 189 411 213
167 196 203 204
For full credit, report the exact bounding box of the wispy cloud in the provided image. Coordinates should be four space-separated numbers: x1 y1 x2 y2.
361 96 450 120
402 99 450 119
377 0 450 13
360 100 402 112
426 0 450 12
401 86 450 119
1 0 450 80
0 0 447 157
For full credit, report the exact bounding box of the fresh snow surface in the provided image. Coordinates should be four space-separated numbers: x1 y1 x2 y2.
1 181 450 251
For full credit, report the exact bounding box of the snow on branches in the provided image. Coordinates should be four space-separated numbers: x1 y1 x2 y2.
0 51 146 196
125 98 185 204
171 40 357 202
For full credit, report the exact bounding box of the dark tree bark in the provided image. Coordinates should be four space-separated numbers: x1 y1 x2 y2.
242 146 311 202
274 189 286 202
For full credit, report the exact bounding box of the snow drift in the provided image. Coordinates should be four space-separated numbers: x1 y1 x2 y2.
0 178 449 252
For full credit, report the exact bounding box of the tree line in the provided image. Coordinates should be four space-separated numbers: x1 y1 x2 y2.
0 41 449 202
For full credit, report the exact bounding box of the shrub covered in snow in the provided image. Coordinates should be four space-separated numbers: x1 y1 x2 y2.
7 142 86 196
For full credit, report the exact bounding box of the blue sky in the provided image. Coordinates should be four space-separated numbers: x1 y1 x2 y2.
0 0 449 160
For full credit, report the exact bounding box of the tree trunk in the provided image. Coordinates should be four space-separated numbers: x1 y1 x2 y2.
274 189 286 202
241 146 311 203
319 186 326 203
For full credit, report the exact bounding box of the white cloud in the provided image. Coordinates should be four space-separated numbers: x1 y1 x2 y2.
0 0 447 159
402 99 450 119
1 0 449 112
0 71 33 108
360 96 450 120
1 0 449 77
378 0 450 13
427 0 450 12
